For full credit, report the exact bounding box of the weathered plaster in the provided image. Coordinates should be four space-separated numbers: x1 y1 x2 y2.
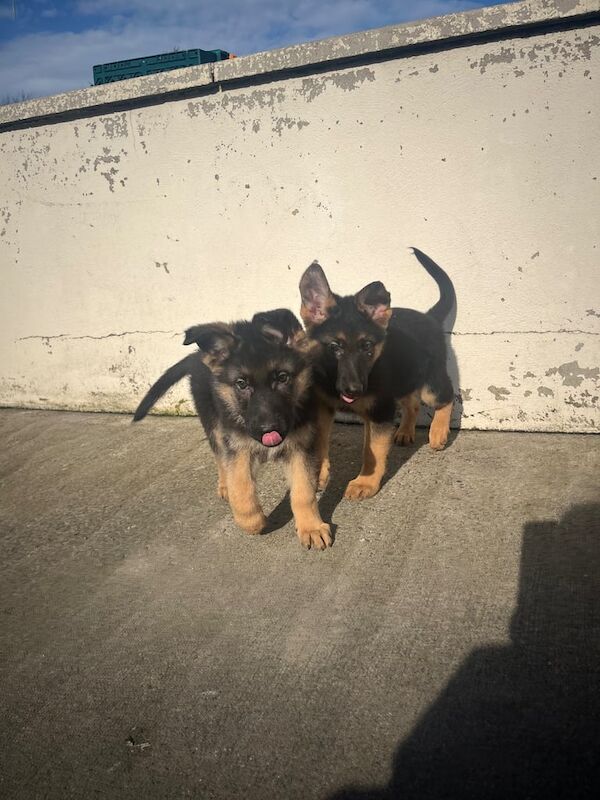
1 1 599 432
0 65 213 127
212 0 599 84
1 1 597 129
545 360 600 386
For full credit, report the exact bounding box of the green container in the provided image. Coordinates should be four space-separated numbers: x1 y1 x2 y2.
93 48 230 85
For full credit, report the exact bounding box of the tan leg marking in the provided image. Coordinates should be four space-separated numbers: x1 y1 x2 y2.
345 422 394 500
225 450 266 534
315 403 335 491
288 451 332 550
394 392 420 446
216 457 228 500
429 401 453 450
420 387 437 407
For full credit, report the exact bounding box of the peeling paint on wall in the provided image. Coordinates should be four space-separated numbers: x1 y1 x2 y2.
469 34 600 75
187 87 288 120
1 16 599 432
565 389 599 408
545 361 600 387
301 68 376 102
93 146 127 192
272 117 310 137
98 113 129 139
488 386 511 400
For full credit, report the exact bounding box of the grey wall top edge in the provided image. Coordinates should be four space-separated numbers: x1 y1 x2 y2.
0 63 214 127
212 0 600 83
1 0 598 127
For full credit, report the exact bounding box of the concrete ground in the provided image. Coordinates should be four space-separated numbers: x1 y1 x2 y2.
0 408 598 800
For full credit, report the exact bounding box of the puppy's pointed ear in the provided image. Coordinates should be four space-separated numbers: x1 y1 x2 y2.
355 281 391 328
183 323 238 369
299 261 336 328
252 308 302 346
253 308 316 355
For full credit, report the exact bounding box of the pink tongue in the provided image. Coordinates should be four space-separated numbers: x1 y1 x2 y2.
341 394 355 404
261 430 283 447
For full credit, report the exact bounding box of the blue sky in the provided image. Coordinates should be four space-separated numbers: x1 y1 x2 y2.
0 0 515 101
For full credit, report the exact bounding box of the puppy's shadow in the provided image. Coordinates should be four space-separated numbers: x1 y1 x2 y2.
264 491 294 534
264 423 459 537
319 422 434 523
262 425 366 536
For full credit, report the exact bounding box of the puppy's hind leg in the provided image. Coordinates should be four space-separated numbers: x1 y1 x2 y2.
429 402 453 450
315 403 335 491
216 456 228 500
394 392 420 446
422 375 454 451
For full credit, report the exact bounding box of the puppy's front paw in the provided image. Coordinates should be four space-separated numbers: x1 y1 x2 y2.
236 512 267 536
344 477 380 500
297 523 333 550
217 481 229 500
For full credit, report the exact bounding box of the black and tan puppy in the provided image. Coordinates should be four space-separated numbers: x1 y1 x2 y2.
299 248 456 500
133 309 332 550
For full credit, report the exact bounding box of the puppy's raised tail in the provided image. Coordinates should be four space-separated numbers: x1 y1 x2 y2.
410 247 456 324
132 354 196 422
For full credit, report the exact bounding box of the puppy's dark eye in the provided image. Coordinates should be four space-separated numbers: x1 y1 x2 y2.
235 378 249 390
360 340 374 353
276 371 290 384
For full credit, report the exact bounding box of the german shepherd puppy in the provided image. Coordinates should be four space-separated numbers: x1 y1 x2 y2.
299 248 456 500
133 309 332 550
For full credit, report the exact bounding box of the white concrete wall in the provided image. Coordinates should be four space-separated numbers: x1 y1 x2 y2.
1 0 599 432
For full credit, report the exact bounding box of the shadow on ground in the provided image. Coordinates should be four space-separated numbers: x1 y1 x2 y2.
264 421 452 536
327 502 600 800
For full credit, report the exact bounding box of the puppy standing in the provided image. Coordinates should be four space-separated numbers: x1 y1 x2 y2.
299 248 456 500
134 310 332 550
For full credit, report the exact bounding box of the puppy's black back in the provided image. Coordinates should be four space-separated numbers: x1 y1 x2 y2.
389 307 447 364
381 308 450 400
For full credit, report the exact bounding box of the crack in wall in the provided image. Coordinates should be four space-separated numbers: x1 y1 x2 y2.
16 328 599 343
447 329 599 336
16 330 179 342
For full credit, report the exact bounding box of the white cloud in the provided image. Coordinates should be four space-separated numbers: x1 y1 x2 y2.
1 1 509 100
